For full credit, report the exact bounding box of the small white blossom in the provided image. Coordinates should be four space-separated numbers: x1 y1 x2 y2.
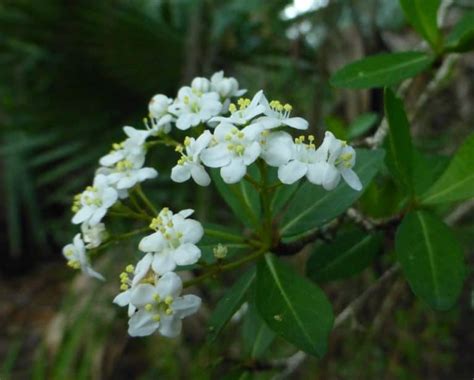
81 222 107 249
62 234 104 280
311 132 362 191
169 87 222 130
256 95 308 130
113 254 153 317
128 272 201 338
210 71 246 98
200 122 263 184
99 126 149 167
191 77 211 93
71 174 118 226
211 91 265 126
171 131 212 186
139 208 203 274
146 94 173 134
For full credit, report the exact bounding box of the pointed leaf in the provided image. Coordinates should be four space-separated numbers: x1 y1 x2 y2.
347 112 379 140
242 303 275 359
256 254 334 357
399 0 442 50
445 11 474 52
280 149 385 238
396 211 466 310
384 87 414 193
422 133 474 204
330 52 433 89
207 267 256 342
307 229 382 283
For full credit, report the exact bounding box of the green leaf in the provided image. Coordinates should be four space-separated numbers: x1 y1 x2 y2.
330 52 433 89
307 229 382 283
211 164 261 228
399 0 442 50
207 267 256 342
384 87 414 193
280 149 385 238
421 133 474 204
396 211 466 310
242 303 275 359
347 112 379 140
412 150 449 196
445 11 474 52
256 254 334 357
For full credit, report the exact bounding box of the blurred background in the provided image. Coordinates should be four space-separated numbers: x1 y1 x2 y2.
0 0 473 378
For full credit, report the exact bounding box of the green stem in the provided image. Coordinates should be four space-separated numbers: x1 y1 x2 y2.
135 184 158 216
184 248 267 288
204 228 246 243
244 174 260 190
89 226 150 255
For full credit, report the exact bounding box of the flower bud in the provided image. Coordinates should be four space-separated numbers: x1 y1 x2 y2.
213 243 228 259
191 77 210 93
149 94 171 117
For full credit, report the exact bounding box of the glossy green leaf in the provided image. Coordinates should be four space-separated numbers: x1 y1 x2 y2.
446 11 474 52
211 164 261 228
280 149 385 238
399 0 442 49
347 113 379 140
422 133 474 204
330 52 433 89
307 229 382 283
242 303 275 359
256 254 334 357
412 150 449 196
396 211 466 310
207 267 256 342
384 87 414 193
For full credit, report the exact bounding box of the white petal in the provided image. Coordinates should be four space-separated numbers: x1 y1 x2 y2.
158 315 182 338
278 160 307 184
132 253 153 286
117 175 137 190
84 266 105 281
72 207 93 225
283 117 309 130
172 243 201 266
190 165 211 186
341 169 362 191
214 122 234 141
130 284 156 307
102 187 118 207
89 207 107 226
113 290 131 307
306 162 326 185
139 232 165 253
220 158 246 184
100 151 123 167
152 251 176 274
137 167 158 181
243 123 263 140
155 272 183 299
171 165 191 183
173 295 202 318
242 141 261 165
178 209 194 218
192 130 212 156
262 132 293 167
322 165 341 190
128 310 158 337
200 145 231 168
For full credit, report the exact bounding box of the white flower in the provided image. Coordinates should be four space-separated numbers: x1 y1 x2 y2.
99 126 149 167
107 164 158 190
171 131 212 186
191 77 211 93
63 234 104 280
310 132 362 191
259 130 294 167
277 135 319 185
256 96 308 130
211 91 265 126
81 222 107 249
127 272 201 338
138 208 203 274
71 174 118 226
113 254 153 317
146 94 173 134
210 71 246 98
200 122 262 183
169 87 222 130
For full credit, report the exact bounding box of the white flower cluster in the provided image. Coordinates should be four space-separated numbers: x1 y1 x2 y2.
62 70 363 339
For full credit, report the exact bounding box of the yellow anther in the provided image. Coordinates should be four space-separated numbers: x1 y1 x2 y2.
153 294 161 302
184 136 192 146
167 221 173 228
165 308 173 315
237 131 244 139
231 127 239 134
308 135 315 142
235 145 245 155
120 284 129 291
164 233 172 240
175 145 184 153
176 232 183 239
145 304 153 312
283 103 292 112
183 95 190 105
126 265 134 273
227 143 234 151
153 314 161 322
340 153 353 161
164 296 173 305
112 143 122 150
228 103 237 113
